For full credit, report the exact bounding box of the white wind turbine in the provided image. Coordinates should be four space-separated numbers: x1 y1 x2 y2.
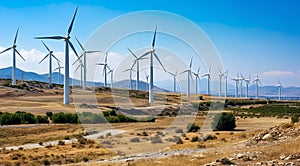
123 68 135 90
193 67 201 96
218 68 227 97
139 26 167 103
241 74 251 98
202 66 211 95
179 57 193 98
39 40 60 88
96 53 110 87
35 7 80 105
54 63 63 85
145 72 149 91
253 74 262 99
232 74 240 98
0 28 26 85
73 37 100 90
107 66 114 89
223 71 229 98
239 73 244 97
127 48 147 91
277 81 282 100
167 69 178 93
74 62 84 87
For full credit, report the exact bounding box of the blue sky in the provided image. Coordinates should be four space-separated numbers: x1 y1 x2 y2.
0 0 299 87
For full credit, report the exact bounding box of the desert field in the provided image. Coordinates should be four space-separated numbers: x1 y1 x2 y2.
0 80 299 165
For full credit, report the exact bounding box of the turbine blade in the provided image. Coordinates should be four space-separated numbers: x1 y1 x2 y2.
105 53 108 63
51 54 61 63
75 37 85 51
197 67 201 75
179 70 189 75
72 53 84 65
35 36 65 40
74 63 81 73
14 28 19 45
96 63 105 66
154 52 166 72
39 54 50 64
0 47 13 54
68 40 81 64
139 51 150 59
189 57 193 68
86 51 100 53
127 48 137 59
41 40 51 52
152 26 157 48
67 7 78 36
15 49 26 61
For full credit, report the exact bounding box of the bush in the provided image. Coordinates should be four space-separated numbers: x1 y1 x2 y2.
213 112 236 131
130 137 140 142
109 110 117 116
46 112 53 119
291 114 300 124
187 123 200 132
35 115 49 124
51 112 78 124
64 135 70 140
175 128 184 133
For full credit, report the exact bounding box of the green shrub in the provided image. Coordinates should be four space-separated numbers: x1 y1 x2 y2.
187 123 200 132
213 112 236 131
291 114 300 123
35 115 49 124
109 110 117 116
46 112 53 119
51 112 78 124
64 135 70 140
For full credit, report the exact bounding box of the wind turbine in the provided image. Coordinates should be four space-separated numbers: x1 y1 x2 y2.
241 74 251 98
96 53 110 87
0 28 26 85
54 63 63 85
276 81 282 100
232 74 240 98
127 48 147 91
35 7 80 105
253 74 262 99
179 57 193 98
39 40 60 88
167 69 178 93
223 71 229 98
218 68 227 97
145 72 149 91
202 66 211 95
193 67 201 96
123 68 135 90
139 26 167 103
239 73 244 97
73 37 100 90
107 66 114 89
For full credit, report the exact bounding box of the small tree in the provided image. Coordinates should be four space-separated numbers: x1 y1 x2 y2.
291 114 300 124
213 112 236 131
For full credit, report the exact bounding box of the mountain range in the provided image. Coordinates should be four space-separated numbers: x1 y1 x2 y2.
0 67 300 98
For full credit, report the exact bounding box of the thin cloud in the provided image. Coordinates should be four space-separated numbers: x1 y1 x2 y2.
262 70 295 77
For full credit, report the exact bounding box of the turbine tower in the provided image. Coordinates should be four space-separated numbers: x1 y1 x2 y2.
54 63 63 85
35 7 80 105
277 81 282 100
96 53 110 87
73 37 100 90
232 74 240 98
39 40 60 88
0 28 26 85
253 74 262 99
242 74 251 98
179 57 193 98
123 68 135 90
202 66 211 95
127 48 147 91
193 67 201 96
167 69 178 93
74 63 83 87
139 26 167 103
223 71 229 98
